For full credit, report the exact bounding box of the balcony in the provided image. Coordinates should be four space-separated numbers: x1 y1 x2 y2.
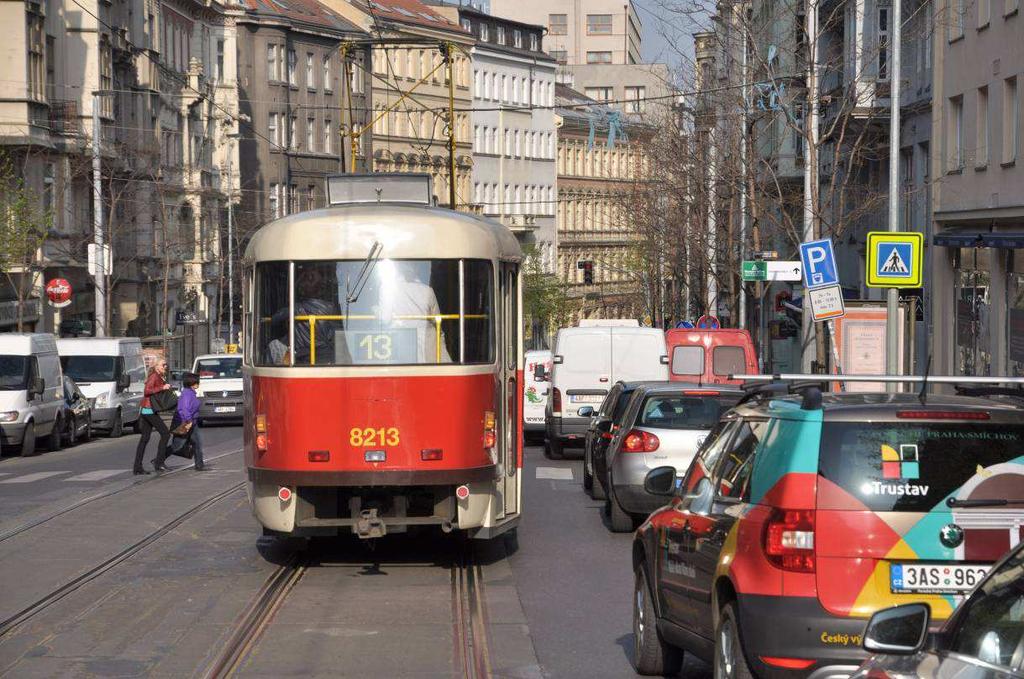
503 214 539 233
48 100 79 135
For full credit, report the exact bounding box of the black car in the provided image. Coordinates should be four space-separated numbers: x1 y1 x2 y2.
581 381 662 501
855 540 1024 679
60 376 92 446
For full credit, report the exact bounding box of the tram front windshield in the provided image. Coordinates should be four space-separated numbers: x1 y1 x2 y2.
255 259 493 366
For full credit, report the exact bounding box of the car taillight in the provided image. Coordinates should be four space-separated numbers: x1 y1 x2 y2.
763 508 815 572
897 410 990 420
552 388 562 413
483 410 496 449
622 429 660 453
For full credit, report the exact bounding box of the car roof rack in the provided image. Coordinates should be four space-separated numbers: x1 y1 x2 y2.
953 385 1024 400
736 379 828 410
731 374 1024 385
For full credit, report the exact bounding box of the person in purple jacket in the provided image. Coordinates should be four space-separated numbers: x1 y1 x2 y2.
171 372 207 471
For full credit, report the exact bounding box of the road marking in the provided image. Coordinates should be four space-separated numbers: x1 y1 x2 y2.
0 471 67 484
535 466 573 480
64 469 127 482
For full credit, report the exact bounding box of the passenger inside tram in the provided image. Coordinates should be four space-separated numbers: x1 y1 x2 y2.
372 260 452 364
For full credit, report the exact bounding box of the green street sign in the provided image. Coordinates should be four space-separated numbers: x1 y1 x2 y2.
741 260 767 281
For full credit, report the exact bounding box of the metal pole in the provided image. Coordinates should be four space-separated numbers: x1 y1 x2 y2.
91 91 107 338
801 0 819 371
227 136 235 347
739 9 748 330
886 0 903 386
446 43 457 210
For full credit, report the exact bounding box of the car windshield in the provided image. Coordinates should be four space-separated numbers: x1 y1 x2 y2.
947 547 1024 668
638 394 740 430
819 422 1024 512
0 355 28 390
61 356 116 382
196 358 242 379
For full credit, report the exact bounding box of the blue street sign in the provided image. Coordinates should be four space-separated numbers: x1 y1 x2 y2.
876 242 913 278
676 321 696 329
799 238 839 289
866 232 923 288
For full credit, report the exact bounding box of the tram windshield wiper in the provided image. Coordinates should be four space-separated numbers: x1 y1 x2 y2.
946 497 1024 508
346 241 382 304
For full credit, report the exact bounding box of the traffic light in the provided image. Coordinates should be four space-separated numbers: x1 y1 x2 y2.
582 260 594 285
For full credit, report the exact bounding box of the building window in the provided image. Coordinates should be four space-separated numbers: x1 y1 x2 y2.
474 69 482 96
513 29 523 48
287 49 297 85
877 6 890 80
323 56 332 92
977 86 989 167
587 14 613 34
480 23 489 41
461 17 471 32
585 86 614 102
624 86 645 113
549 14 567 35
306 53 315 89
1004 76 1018 164
979 0 991 25
512 77 519 103
586 51 613 64
269 184 280 218
496 26 506 44
307 117 315 151
949 95 964 170
214 40 224 82
1007 0 1020 16
950 0 965 39
42 162 55 215
551 50 567 64
268 112 278 146
530 33 539 51
289 116 297 150
267 44 277 82
324 119 332 153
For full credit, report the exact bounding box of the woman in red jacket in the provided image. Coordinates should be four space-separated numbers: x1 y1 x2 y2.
133 359 172 474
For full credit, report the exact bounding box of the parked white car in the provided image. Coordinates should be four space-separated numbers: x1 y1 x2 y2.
57 337 145 437
192 353 243 424
0 333 65 456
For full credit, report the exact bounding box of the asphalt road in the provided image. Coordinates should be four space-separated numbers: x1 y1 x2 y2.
0 429 710 678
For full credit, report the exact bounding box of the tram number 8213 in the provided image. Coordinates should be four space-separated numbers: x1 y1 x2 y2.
349 427 401 447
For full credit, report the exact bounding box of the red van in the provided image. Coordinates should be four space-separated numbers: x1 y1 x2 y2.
664 328 757 385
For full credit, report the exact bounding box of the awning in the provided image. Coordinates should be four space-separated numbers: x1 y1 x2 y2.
982 233 1024 248
933 232 986 247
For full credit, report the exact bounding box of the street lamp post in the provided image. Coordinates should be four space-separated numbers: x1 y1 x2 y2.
886 0 903 385
226 133 239 347
91 90 114 338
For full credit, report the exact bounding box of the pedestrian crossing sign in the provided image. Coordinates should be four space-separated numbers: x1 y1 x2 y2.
866 232 923 288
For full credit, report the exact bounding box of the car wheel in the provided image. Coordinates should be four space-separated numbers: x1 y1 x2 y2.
715 602 755 679
592 469 608 500
609 492 636 533
45 414 64 451
632 563 683 676
545 438 563 459
82 420 92 442
583 449 594 494
19 423 37 457
66 416 78 447
108 410 123 438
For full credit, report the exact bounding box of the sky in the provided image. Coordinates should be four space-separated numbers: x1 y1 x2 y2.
634 0 707 77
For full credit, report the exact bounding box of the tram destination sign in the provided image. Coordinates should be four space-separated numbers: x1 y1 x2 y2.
337 328 419 364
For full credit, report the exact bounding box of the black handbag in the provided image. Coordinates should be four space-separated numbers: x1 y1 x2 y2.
150 389 178 413
169 438 195 459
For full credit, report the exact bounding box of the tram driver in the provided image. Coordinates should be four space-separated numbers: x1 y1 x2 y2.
269 265 349 366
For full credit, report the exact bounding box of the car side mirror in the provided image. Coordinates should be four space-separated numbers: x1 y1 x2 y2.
863 604 930 655
660 355 669 364
644 466 678 496
552 355 563 364
117 374 131 391
533 364 546 380
578 406 595 417
28 377 45 399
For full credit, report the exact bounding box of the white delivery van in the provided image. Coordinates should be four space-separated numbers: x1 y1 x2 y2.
0 333 65 456
192 353 244 424
58 337 145 436
523 349 552 440
543 326 668 457
577 319 641 327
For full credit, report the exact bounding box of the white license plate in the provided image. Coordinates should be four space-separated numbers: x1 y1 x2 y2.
570 394 604 403
214 406 236 413
890 563 990 594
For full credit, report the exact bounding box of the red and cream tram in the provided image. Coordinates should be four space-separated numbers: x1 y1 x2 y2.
241 175 523 540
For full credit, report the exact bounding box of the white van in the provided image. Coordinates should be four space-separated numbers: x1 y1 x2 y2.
192 353 243 424
0 333 65 456
543 327 668 457
57 337 145 436
577 319 641 327
523 349 552 440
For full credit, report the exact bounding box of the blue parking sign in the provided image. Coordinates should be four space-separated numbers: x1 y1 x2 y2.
799 239 839 289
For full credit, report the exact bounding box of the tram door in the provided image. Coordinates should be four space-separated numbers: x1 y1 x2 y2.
499 263 520 517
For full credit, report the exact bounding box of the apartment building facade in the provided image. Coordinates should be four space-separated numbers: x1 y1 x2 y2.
0 0 239 353
236 0 370 233
489 0 642 66
452 6 558 269
325 0 475 208
931 0 1024 377
555 84 649 320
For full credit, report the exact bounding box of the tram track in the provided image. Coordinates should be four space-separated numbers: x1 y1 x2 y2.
0 481 246 639
205 540 493 678
0 446 243 545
